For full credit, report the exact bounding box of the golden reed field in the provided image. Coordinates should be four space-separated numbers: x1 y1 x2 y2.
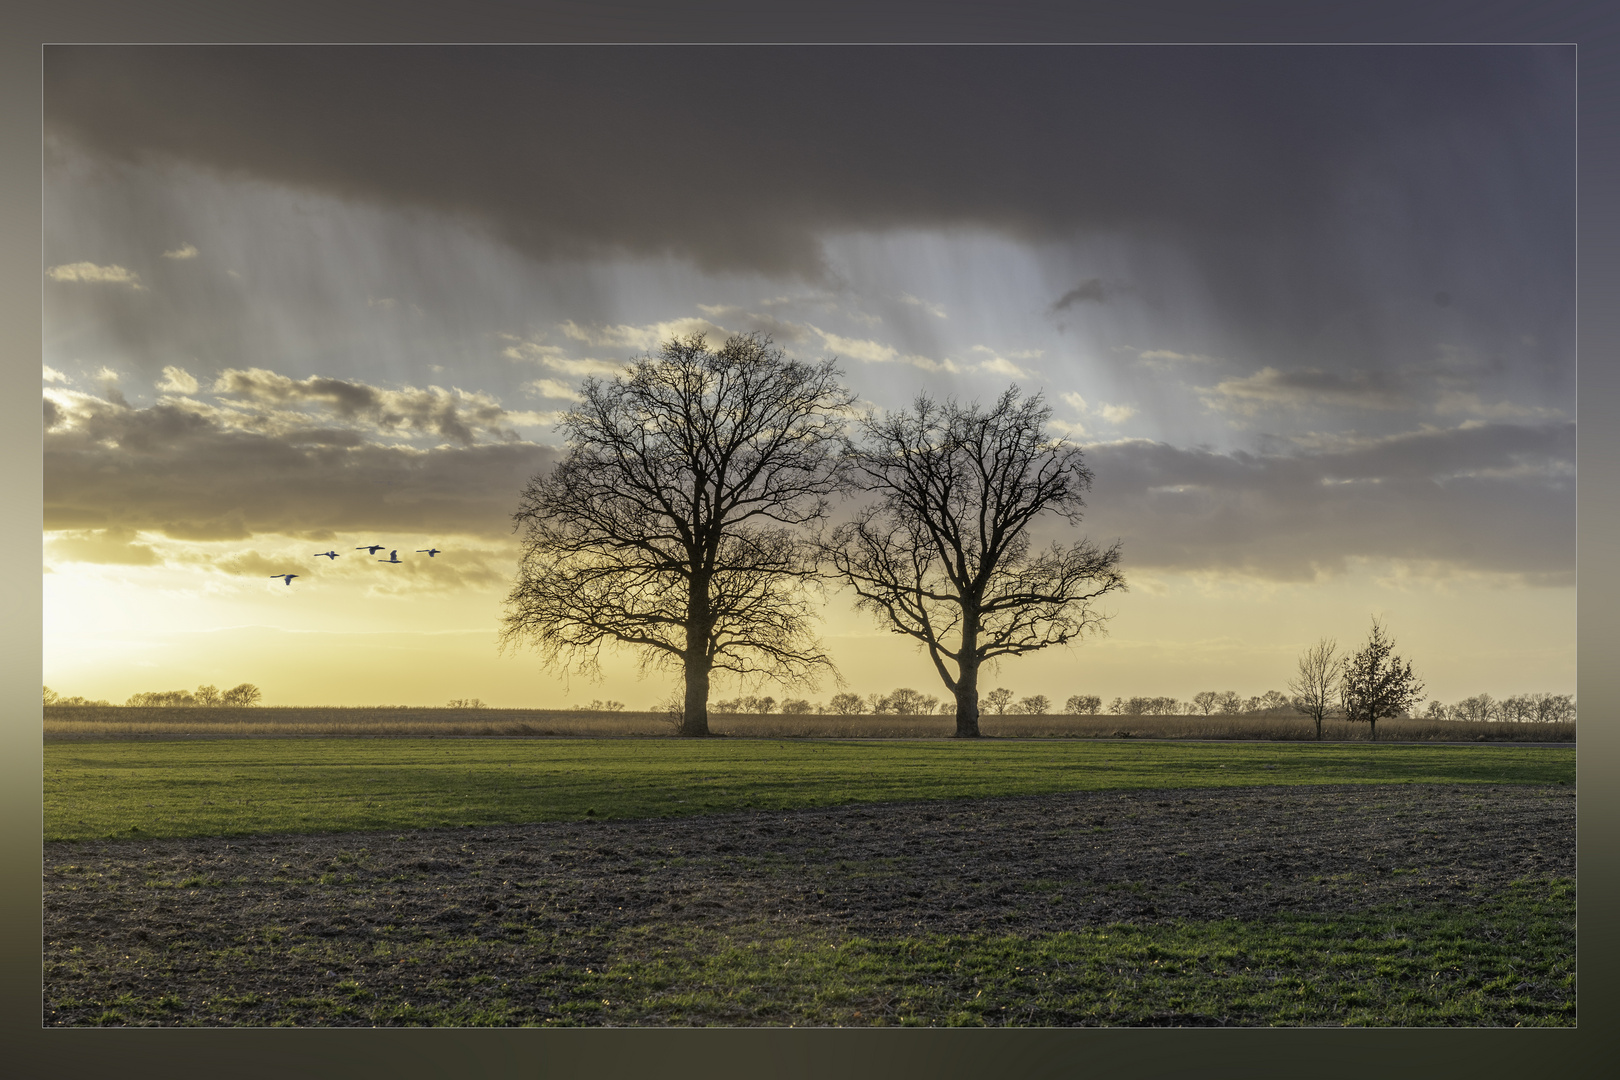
44 706 1574 742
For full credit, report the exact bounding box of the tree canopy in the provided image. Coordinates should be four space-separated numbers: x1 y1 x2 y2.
501 333 853 736
825 388 1125 737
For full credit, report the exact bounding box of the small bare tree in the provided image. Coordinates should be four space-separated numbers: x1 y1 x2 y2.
826 389 1125 738
1288 638 1342 740
828 692 866 715
1064 694 1101 715
1016 694 1051 715
1341 618 1423 742
984 687 1016 715
221 683 262 707
501 334 853 737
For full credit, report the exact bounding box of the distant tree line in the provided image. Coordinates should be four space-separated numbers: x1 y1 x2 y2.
42 687 111 707
1423 693 1574 724
46 683 264 707
123 684 263 707
569 699 624 712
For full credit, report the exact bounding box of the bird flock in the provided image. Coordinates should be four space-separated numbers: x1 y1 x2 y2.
271 545 443 585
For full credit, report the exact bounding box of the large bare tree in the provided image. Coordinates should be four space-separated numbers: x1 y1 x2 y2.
1287 637 1343 740
826 388 1125 738
1341 618 1423 742
501 333 853 736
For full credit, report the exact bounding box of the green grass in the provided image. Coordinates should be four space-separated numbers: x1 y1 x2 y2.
45 738 1574 842
44 878 1573 1027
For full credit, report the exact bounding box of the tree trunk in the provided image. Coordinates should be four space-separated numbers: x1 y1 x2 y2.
679 575 712 737
1369 717 1377 743
680 652 711 737
1315 712 1322 741
953 657 981 738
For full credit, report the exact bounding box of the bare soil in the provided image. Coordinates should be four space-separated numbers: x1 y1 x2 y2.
43 783 1573 1025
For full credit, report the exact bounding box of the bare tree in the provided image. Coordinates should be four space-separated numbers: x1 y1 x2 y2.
1532 693 1576 724
1016 694 1051 715
1452 694 1497 724
826 389 1125 738
221 683 262 707
1288 638 1342 740
880 688 935 715
501 334 853 737
827 692 867 715
1064 694 1101 715
1341 618 1423 742
984 687 1016 716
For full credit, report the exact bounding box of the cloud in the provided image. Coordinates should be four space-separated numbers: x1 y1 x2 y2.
46 261 144 288
156 365 199 394
161 242 198 259
525 378 584 402
1049 277 1111 311
897 293 947 318
558 317 727 352
45 386 559 540
1127 349 1219 373
1074 420 1574 585
501 340 626 378
976 355 1029 378
46 528 161 566
42 47 1573 352
1199 366 1410 415
810 328 898 365
215 550 294 577
44 365 67 383
359 546 510 595
1062 391 1135 426
808 326 958 372
210 367 531 445
1433 391 1565 421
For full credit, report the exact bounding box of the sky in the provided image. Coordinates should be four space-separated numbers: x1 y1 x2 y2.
41 44 1576 710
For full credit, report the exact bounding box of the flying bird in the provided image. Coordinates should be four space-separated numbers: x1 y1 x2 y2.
379 550 402 563
357 544 385 554
417 548 442 557
314 551 341 560
270 574 298 585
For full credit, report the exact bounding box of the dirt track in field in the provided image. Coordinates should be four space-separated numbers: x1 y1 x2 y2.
43 783 1572 1024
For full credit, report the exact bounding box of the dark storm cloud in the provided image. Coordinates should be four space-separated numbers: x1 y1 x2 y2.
1074 421 1574 585
44 378 1571 585
1049 278 1112 311
44 390 557 540
45 46 1574 369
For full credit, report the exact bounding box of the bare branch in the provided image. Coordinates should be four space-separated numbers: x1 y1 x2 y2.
502 333 852 735
823 386 1125 737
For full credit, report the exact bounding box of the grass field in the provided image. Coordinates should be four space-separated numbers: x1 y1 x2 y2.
43 705 1575 742
47 879 1573 1027
44 739 1575 1027
45 738 1574 842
